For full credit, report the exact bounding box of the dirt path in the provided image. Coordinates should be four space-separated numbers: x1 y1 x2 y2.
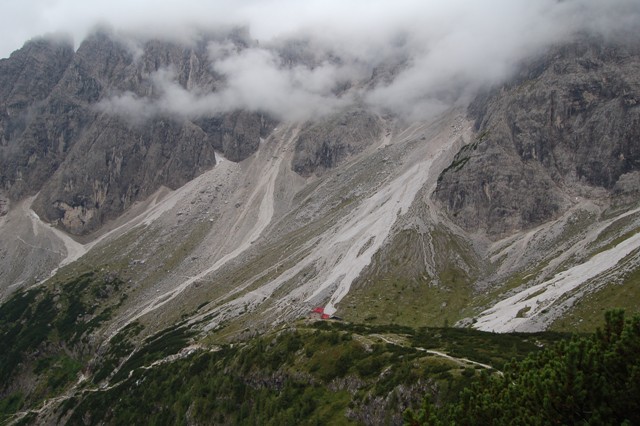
372 334 499 372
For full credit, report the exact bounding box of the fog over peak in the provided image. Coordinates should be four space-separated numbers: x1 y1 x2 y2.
3 0 639 121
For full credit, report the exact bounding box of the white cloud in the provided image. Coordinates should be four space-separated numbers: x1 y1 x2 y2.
98 48 357 121
5 0 640 121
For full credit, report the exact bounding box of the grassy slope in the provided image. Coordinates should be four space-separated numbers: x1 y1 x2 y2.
337 228 480 328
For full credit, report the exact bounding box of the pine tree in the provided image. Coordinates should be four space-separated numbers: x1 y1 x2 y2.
407 311 640 425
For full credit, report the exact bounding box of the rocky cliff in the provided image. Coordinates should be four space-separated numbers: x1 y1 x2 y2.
0 31 274 234
436 38 640 237
292 109 383 176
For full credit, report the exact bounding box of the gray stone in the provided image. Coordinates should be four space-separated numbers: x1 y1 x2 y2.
436 38 640 238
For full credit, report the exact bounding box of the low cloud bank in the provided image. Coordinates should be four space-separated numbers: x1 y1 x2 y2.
98 48 364 122
4 0 638 121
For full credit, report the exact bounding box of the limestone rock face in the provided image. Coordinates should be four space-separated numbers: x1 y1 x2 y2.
0 31 274 234
292 109 382 176
196 111 276 163
436 39 640 238
0 38 76 199
0 192 7 217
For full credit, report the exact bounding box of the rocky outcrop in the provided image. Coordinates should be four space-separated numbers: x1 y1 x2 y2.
0 37 74 109
0 31 275 234
196 111 276 163
0 38 76 198
0 192 7 217
436 38 640 237
31 118 218 234
292 109 382 176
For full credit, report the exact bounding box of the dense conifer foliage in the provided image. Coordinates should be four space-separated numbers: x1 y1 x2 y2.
406 310 640 425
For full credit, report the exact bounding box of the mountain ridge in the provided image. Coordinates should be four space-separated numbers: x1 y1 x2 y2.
0 29 639 424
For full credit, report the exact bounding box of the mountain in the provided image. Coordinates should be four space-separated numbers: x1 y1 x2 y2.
438 38 640 236
0 29 639 424
1 31 273 236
